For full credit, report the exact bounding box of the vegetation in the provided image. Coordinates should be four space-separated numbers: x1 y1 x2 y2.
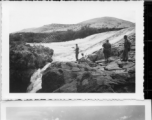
10 42 54 93
10 43 54 70
10 26 124 43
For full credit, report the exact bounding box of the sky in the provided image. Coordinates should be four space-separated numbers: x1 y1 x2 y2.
4 2 137 33
6 106 145 120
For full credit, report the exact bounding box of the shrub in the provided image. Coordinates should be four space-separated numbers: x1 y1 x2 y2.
10 26 124 43
10 43 54 70
9 42 54 93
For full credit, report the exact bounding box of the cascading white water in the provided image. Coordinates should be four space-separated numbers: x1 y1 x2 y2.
27 63 51 93
27 28 135 62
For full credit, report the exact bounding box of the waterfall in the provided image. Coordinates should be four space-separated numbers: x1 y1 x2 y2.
27 63 52 93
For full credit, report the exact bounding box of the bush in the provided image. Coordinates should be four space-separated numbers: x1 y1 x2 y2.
10 26 124 43
9 42 54 93
10 43 54 70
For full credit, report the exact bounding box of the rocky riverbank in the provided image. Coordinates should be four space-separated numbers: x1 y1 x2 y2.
27 33 135 93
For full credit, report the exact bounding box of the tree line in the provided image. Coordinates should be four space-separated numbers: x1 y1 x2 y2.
10 26 124 44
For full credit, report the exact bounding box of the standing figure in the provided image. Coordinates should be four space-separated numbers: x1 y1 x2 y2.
102 40 111 63
75 44 79 62
122 35 131 61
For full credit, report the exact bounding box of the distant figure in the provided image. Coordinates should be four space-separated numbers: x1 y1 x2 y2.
81 53 85 59
78 53 92 65
75 44 79 61
102 40 111 63
122 35 131 61
78 53 85 64
81 53 86 61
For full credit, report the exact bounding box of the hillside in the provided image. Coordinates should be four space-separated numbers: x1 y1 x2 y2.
79 17 135 28
17 17 135 33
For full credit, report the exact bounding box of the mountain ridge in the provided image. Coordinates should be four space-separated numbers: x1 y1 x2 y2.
17 17 135 33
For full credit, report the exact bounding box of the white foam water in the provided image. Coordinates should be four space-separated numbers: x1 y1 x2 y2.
27 63 51 93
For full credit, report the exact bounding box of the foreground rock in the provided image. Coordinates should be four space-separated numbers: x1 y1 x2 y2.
27 59 135 93
27 33 135 93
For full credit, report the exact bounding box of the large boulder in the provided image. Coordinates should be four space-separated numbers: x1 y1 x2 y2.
62 69 77 83
87 49 104 62
105 62 122 71
61 62 71 70
39 68 65 92
87 54 98 62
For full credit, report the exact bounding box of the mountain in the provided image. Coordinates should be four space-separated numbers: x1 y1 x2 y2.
18 17 135 33
19 24 81 33
79 17 135 28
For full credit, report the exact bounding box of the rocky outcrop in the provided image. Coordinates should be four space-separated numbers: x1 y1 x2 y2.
87 49 104 62
27 59 135 93
87 46 121 63
26 33 135 93
87 33 135 63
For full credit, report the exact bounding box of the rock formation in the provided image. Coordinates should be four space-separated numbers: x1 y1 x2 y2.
27 33 135 93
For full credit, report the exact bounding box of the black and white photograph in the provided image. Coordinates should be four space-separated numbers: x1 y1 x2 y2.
1 1 143 99
1 100 151 120
5 106 146 120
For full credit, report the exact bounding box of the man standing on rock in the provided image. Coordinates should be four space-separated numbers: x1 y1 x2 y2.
75 44 79 62
102 40 111 63
122 35 131 61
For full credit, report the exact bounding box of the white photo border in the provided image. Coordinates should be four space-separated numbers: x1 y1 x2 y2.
1 1 144 100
